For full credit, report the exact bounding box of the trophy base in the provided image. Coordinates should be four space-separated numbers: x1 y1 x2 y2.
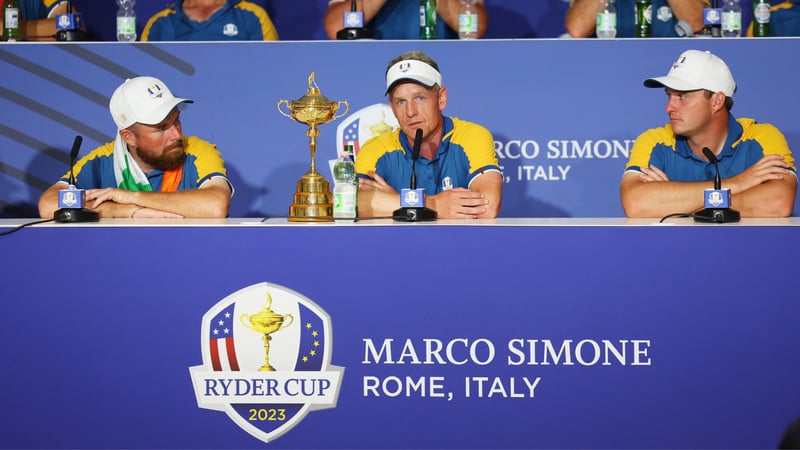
258 364 277 372
289 172 334 222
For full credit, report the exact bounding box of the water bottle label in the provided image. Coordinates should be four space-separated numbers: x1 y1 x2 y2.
334 193 357 216
459 14 478 33
420 3 436 27
721 12 741 30
117 16 136 34
754 3 770 23
597 12 616 31
4 8 19 29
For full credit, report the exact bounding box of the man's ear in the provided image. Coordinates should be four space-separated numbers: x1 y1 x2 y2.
712 92 726 112
119 127 136 148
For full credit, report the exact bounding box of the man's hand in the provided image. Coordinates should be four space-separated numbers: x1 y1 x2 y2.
429 188 489 219
86 187 137 208
639 165 670 182
359 171 397 194
726 154 791 194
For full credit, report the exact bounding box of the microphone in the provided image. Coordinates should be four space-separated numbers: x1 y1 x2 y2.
693 147 740 223
54 135 100 223
54 2 91 41
393 129 437 222
702 0 721 37
55 2 80 32
336 0 374 40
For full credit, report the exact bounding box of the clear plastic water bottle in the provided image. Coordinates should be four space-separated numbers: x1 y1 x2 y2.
596 0 617 39
721 0 741 37
458 0 478 40
116 0 137 42
333 144 357 220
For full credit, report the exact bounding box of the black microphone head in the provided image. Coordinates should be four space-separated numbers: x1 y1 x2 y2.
68 135 83 186
411 128 423 161
69 135 83 162
702 147 722 190
351 0 357 12
702 147 718 164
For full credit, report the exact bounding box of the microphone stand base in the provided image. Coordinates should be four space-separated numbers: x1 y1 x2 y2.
693 208 741 224
392 207 437 222
54 208 100 223
336 27 373 40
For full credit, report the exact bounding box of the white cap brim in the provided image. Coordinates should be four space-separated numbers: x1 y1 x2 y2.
385 60 442 95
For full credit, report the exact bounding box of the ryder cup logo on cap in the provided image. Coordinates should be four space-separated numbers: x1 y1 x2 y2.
109 76 193 130
385 59 442 95
643 50 736 97
189 282 344 444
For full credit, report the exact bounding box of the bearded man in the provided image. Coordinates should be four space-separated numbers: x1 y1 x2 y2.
38 76 232 219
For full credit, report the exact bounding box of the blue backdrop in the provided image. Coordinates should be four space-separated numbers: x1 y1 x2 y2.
0 220 798 448
1 38 798 218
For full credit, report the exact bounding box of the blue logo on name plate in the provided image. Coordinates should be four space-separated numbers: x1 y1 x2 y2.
189 282 344 443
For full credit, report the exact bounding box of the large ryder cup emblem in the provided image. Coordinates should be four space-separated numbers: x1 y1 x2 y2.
190 282 344 443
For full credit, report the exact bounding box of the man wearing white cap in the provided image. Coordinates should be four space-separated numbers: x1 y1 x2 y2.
38 76 232 219
355 50 502 219
621 50 796 218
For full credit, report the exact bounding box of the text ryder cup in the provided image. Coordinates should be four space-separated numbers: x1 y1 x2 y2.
196 372 340 405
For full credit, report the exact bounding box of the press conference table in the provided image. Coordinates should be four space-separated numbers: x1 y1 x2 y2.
1 217 798 449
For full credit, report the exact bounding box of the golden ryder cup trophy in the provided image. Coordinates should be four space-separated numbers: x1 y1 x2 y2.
278 72 349 222
241 293 295 371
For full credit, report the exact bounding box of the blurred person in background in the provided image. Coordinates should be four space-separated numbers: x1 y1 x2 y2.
142 0 278 41
0 0 85 41
324 0 487 39
565 0 706 38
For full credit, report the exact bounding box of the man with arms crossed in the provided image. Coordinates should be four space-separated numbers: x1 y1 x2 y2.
39 76 232 219
355 50 502 219
621 50 796 218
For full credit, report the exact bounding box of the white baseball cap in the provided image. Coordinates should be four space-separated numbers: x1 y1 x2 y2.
644 50 737 97
109 76 193 130
385 59 442 95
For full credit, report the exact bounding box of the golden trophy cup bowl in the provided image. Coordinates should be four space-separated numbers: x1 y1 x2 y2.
241 293 295 371
278 71 350 222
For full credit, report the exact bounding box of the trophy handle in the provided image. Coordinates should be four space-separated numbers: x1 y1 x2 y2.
240 314 255 330
279 313 294 330
333 100 350 120
277 99 293 119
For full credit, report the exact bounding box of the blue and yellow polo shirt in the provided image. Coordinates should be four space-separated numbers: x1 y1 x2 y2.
355 117 500 194
626 115 795 181
142 0 278 41
61 136 229 192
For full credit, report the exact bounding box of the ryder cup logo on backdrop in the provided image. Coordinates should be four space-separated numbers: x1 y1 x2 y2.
335 103 398 158
189 282 344 443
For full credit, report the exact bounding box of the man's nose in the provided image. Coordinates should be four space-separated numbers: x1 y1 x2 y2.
167 122 181 139
665 98 677 114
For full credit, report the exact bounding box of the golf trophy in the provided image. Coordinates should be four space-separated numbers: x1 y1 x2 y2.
278 72 349 221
